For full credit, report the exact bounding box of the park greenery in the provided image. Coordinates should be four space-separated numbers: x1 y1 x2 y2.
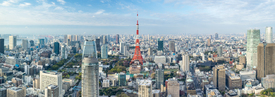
107 58 131 74
198 65 212 72
99 87 124 97
117 93 129 97
48 58 69 70
260 88 275 96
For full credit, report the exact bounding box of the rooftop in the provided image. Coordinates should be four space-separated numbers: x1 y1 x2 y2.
139 79 152 86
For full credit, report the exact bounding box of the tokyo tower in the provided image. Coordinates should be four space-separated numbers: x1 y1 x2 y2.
130 13 144 65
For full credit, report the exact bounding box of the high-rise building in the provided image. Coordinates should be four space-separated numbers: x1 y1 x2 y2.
0 38 4 54
169 41 175 52
103 35 107 44
225 70 242 89
9 36 16 50
262 74 275 89
82 57 99 97
45 85 59 97
67 35 72 42
167 78 179 97
0 88 7 97
215 33 218 39
64 35 67 43
30 40 34 46
247 29 260 69
40 71 62 96
148 48 152 56
118 72 126 86
61 45 66 59
138 80 152 97
116 34 119 44
207 39 211 46
74 35 78 41
213 65 226 91
180 54 189 72
217 46 222 57
257 43 275 80
82 40 97 59
95 39 100 52
120 42 125 54
155 69 164 89
265 27 273 43
22 39 28 50
7 87 25 97
101 44 108 59
239 55 246 65
39 39 45 48
157 40 163 51
54 42 60 55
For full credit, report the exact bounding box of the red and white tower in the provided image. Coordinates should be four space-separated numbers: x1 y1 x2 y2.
130 13 144 65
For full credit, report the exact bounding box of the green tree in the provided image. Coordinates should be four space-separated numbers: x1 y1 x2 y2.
117 93 129 97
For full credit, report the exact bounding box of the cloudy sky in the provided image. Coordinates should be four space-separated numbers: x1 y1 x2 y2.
0 0 275 35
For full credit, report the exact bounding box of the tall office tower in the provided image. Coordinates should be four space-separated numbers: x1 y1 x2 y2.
101 44 108 59
169 41 175 52
45 85 59 97
30 40 34 46
7 87 25 97
118 72 126 86
180 54 189 72
155 69 164 89
64 35 67 43
116 34 119 44
0 38 4 54
120 42 125 54
82 57 99 97
82 40 97 59
257 43 275 80
215 33 218 39
266 27 273 43
138 80 152 97
123 44 129 56
22 39 28 50
207 39 211 46
39 39 45 48
0 88 7 97
40 71 62 96
157 40 163 51
103 35 107 44
107 35 110 43
53 42 60 55
67 35 72 42
247 29 260 69
213 65 226 91
209 35 212 39
130 13 144 65
167 78 180 97
9 36 16 50
148 48 152 56
95 39 100 52
61 45 66 59
74 35 78 41
217 46 222 57
239 55 246 65
262 74 275 89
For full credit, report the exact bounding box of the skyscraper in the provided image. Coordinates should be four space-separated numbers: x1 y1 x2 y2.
215 33 218 39
82 40 97 58
167 78 180 97
138 80 152 97
0 39 4 54
39 39 45 48
207 39 211 46
213 65 226 91
30 40 34 46
40 71 62 96
157 40 163 51
120 42 125 54
22 39 28 50
155 69 164 89
101 44 108 59
64 35 67 43
82 57 99 97
265 27 273 43
103 35 107 44
246 29 260 69
45 85 59 97
180 54 189 72
118 72 126 86
116 34 119 44
54 42 60 55
9 36 16 50
169 41 175 52
95 39 100 52
217 46 222 57
7 87 25 97
257 43 275 80
61 45 66 59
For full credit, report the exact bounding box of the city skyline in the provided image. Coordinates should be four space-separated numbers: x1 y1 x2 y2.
1 0 275 34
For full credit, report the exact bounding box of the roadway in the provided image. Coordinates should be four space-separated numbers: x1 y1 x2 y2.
58 56 74 70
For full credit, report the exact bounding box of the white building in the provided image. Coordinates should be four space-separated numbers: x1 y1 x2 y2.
138 79 152 97
9 36 16 50
40 71 63 97
180 54 189 72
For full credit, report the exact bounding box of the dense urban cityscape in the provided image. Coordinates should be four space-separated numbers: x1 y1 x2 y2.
2 0 275 97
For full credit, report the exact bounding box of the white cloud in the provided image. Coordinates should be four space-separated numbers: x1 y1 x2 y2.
19 2 31 7
57 0 65 5
1 0 18 6
54 6 63 10
51 2 55 5
95 10 105 15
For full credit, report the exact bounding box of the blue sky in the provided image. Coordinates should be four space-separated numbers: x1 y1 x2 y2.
0 0 275 35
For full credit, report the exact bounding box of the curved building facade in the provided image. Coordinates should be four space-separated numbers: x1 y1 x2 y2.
82 40 97 58
247 29 260 69
266 27 273 43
